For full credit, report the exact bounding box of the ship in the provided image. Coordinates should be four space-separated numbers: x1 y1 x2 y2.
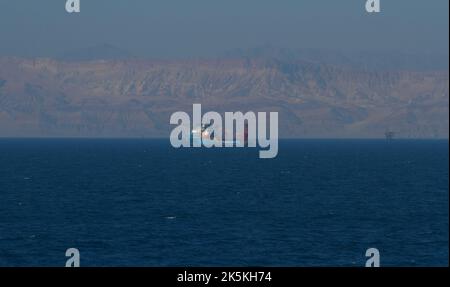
385 130 395 141
191 123 249 146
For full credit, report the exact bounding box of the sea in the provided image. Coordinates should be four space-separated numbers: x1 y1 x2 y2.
0 139 448 267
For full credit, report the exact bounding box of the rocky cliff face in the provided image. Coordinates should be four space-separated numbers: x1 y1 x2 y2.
0 57 448 138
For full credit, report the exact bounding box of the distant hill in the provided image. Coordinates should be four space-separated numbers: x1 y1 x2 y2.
0 57 448 138
59 44 133 61
224 46 449 72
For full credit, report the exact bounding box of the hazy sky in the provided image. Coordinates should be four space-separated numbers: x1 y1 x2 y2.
0 0 448 58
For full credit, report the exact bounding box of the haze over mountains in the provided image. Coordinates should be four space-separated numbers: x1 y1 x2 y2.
225 46 449 72
59 44 133 62
0 47 448 138
58 44 449 71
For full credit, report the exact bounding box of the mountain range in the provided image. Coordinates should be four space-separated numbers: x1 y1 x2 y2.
0 54 448 138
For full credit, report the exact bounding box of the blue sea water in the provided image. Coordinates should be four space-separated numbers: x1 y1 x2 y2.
0 139 448 267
